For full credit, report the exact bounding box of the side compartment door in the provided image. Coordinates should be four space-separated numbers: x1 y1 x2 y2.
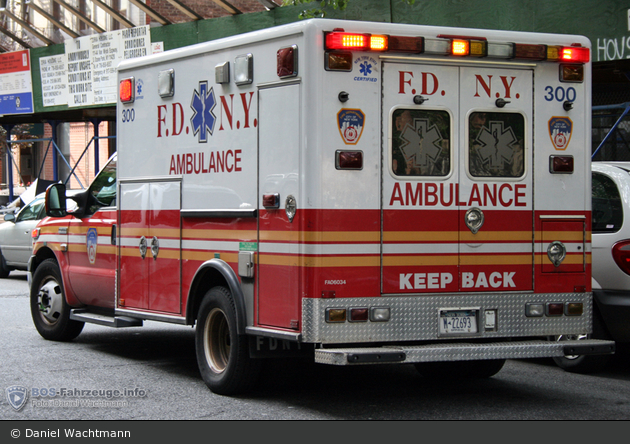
119 180 182 313
257 83 301 329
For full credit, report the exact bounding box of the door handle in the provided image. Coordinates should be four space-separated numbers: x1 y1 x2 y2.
139 236 147 259
150 236 159 260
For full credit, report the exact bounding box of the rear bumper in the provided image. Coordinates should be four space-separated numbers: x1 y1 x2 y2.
315 339 616 365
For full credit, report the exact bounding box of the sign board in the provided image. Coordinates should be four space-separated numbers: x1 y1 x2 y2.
0 50 34 115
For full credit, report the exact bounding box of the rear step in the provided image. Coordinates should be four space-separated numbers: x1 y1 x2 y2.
314 339 616 365
70 309 143 328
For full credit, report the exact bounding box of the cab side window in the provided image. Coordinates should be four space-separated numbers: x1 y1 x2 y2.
592 172 623 233
391 108 451 177
87 157 117 215
468 112 525 178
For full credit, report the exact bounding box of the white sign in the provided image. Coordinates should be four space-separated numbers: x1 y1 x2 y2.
61 26 151 108
39 54 68 107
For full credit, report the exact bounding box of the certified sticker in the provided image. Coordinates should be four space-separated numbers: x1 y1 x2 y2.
548 116 572 150
87 228 98 264
337 109 364 145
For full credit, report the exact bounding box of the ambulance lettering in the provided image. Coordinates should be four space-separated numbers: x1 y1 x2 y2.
462 272 516 289
389 182 527 207
473 74 520 100
400 273 453 289
398 71 443 96
157 88 257 139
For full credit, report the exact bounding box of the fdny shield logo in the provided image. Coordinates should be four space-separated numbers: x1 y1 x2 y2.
548 116 572 150
87 227 98 265
337 109 364 145
6 385 28 411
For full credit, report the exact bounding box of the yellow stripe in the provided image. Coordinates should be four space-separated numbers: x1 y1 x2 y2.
183 229 257 240
382 255 458 266
68 244 116 255
259 254 380 267
120 228 180 237
459 254 532 265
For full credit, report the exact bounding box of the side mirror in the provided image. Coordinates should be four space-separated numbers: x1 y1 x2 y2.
45 183 68 218
3 212 15 222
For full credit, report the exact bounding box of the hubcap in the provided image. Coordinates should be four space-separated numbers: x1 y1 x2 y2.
203 308 230 374
38 278 63 325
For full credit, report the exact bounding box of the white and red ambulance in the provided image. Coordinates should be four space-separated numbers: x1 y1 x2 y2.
29 19 614 395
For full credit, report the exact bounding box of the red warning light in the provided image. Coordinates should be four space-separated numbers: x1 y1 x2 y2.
119 78 134 103
561 46 589 63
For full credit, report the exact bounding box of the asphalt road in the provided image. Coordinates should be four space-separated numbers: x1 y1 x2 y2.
2 271 630 421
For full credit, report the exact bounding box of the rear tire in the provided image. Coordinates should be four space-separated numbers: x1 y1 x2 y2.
414 359 506 379
30 259 84 341
195 286 260 395
551 311 612 374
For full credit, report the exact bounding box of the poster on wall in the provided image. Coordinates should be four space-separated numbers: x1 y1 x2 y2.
39 53 69 107
60 25 151 108
0 49 34 115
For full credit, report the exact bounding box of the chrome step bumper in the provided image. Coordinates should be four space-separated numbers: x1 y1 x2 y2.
314 339 615 365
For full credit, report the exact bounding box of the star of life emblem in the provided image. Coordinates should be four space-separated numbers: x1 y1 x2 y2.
6 385 28 411
399 118 444 169
474 121 518 170
190 81 217 143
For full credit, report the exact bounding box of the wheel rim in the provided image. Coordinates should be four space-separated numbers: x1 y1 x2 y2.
37 277 64 325
554 333 589 360
203 307 230 374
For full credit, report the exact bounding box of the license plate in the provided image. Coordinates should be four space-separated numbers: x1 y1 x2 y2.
439 309 478 335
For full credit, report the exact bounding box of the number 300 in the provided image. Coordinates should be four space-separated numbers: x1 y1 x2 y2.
544 86 576 102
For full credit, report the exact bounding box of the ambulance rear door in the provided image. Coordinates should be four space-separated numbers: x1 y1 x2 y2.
381 60 534 295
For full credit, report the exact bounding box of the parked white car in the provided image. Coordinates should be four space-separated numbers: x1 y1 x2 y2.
553 162 630 372
0 194 46 277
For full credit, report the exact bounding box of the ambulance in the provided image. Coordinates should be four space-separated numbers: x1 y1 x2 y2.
29 19 615 395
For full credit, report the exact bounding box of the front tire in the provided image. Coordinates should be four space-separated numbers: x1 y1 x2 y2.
415 359 506 379
30 259 84 341
195 286 260 395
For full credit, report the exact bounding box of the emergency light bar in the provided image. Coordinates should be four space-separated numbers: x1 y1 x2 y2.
323 30 590 63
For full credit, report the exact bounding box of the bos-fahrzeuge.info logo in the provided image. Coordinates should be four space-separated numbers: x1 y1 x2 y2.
6 386 147 411
6 386 28 411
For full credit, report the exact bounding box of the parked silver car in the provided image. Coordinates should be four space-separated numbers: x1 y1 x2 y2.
553 162 630 372
0 194 46 277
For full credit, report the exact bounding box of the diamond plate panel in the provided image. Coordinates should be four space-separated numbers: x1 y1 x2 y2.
302 293 593 343
314 339 610 365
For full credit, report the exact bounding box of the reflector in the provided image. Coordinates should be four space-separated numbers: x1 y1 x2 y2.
277 45 298 78
336 150 363 170
549 155 574 174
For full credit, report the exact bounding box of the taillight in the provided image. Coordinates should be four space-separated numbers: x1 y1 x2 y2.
612 240 630 275
119 77 134 103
